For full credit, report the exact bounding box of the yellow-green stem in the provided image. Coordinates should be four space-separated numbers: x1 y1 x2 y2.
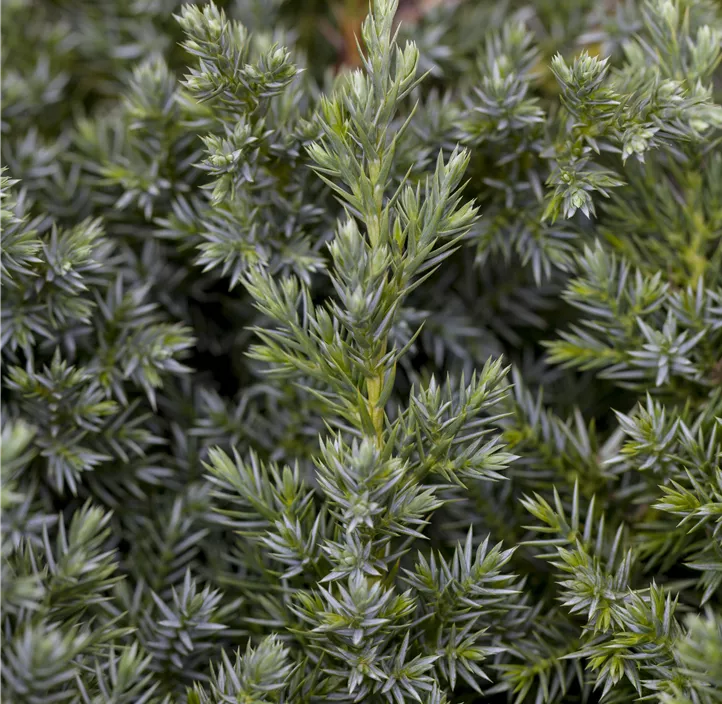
366 373 384 445
365 340 388 446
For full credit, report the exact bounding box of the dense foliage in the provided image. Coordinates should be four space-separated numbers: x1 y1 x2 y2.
2 0 722 701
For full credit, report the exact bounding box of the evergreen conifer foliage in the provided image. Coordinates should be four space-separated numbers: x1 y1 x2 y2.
2 0 722 702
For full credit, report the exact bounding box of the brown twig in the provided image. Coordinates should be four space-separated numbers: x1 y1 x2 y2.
333 0 463 69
